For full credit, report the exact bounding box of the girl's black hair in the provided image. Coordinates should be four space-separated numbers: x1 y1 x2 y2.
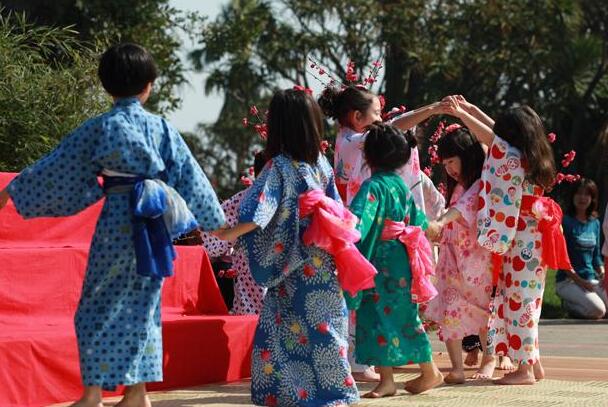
253 151 269 177
437 127 486 206
492 105 556 190
98 43 158 97
363 122 417 172
318 85 375 126
567 178 599 218
266 88 323 164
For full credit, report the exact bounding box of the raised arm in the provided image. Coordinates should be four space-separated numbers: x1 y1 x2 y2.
442 96 495 146
449 95 495 128
391 102 443 131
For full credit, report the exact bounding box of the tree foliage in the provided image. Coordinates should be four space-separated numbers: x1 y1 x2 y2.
191 0 608 202
1 0 200 113
0 12 108 172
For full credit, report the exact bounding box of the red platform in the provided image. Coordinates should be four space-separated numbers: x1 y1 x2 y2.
0 173 257 407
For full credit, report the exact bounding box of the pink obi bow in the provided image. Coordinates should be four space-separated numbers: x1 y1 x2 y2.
381 219 437 303
299 189 377 295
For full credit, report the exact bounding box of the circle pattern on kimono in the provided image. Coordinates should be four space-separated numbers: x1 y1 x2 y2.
505 216 516 228
491 144 505 159
517 217 527 231
526 258 540 271
509 334 522 350
495 342 508 355
512 256 525 272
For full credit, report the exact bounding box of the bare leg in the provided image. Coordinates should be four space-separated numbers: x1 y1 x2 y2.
114 383 151 407
404 361 444 394
472 327 496 380
362 366 397 398
444 339 465 384
534 358 545 381
464 348 480 367
69 386 103 407
495 363 535 385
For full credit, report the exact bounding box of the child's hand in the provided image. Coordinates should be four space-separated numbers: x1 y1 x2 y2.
440 96 466 117
0 189 9 211
212 227 238 242
426 221 443 242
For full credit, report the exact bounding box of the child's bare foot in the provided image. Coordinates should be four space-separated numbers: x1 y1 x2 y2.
464 348 480 367
495 367 535 385
497 355 515 371
534 360 545 382
115 384 151 407
352 367 380 382
471 354 496 380
69 386 103 407
404 370 444 394
444 370 465 384
69 400 103 407
362 381 397 398
114 395 151 407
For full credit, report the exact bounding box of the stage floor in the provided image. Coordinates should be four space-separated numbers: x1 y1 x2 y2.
53 321 608 406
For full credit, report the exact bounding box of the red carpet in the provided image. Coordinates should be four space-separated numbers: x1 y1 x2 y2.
0 173 257 407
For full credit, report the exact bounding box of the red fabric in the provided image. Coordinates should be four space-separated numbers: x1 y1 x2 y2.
336 183 347 203
0 172 256 407
521 195 572 270
491 253 503 286
380 220 437 304
299 189 377 295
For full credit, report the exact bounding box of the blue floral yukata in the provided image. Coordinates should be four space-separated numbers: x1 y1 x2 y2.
7 97 224 390
239 154 359 407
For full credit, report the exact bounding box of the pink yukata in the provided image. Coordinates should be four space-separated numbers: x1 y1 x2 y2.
424 183 493 341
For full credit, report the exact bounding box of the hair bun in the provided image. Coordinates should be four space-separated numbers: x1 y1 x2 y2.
317 86 341 119
403 129 418 150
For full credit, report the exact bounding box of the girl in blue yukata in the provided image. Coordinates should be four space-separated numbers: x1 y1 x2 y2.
0 43 225 407
215 88 362 406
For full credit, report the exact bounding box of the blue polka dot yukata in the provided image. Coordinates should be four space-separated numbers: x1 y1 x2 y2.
239 154 359 407
7 97 225 390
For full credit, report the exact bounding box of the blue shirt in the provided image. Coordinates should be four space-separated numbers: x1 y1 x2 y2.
556 215 603 282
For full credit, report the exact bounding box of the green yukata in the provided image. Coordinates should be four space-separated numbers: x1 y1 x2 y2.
345 171 433 367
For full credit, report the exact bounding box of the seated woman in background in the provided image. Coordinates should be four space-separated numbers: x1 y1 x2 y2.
556 178 608 319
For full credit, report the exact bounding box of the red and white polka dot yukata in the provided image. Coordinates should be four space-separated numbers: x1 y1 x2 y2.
477 135 571 366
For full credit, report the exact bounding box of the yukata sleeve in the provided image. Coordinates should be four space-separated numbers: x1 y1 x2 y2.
406 190 428 230
346 150 370 206
320 154 342 204
452 181 482 227
8 119 103 218
349 179 383 257
161 122 224 231
239 160 282 229
476 135 525 255
420 172 446 222
593 219 603 269
239 159 300 288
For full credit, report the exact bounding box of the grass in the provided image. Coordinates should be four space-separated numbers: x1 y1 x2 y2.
541 269 569 319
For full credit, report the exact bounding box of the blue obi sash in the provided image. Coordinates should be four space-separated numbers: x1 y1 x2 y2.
104 176 198 279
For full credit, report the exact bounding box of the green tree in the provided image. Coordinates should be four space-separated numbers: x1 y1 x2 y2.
192 0 608 202
0 12 108 172
1 0 200 113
